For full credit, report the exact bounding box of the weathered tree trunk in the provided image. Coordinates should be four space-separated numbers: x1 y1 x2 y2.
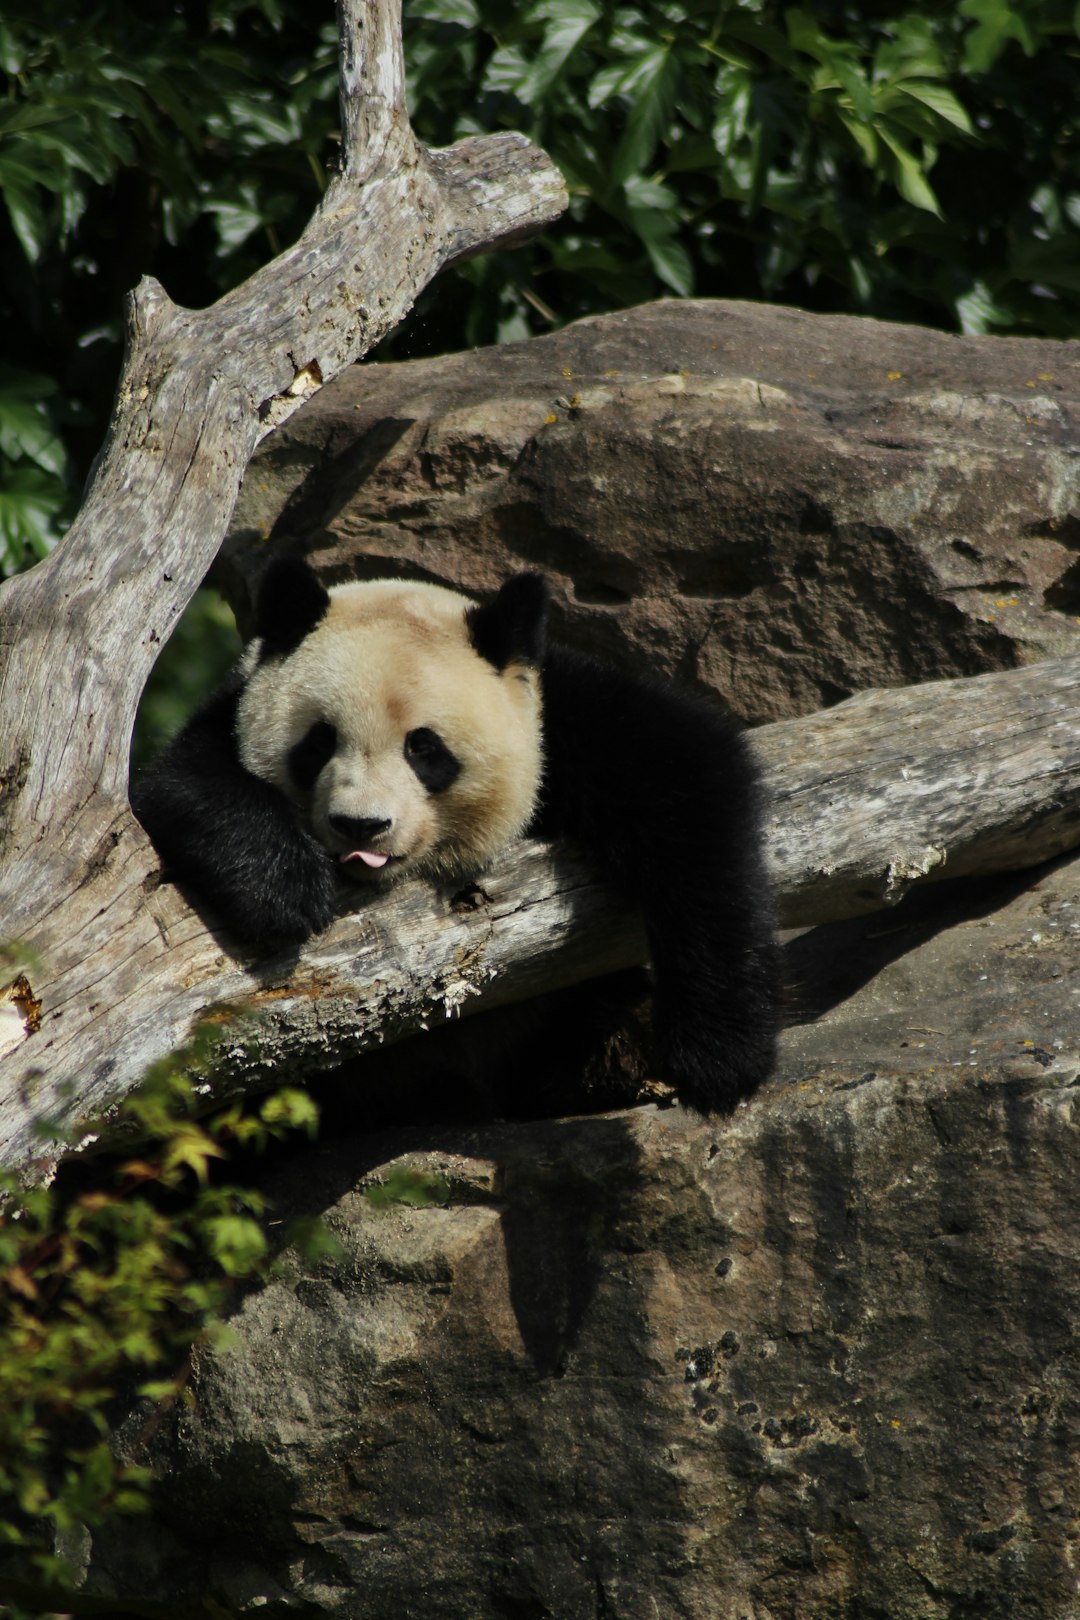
2 0 1080 1187
0 0 566 1179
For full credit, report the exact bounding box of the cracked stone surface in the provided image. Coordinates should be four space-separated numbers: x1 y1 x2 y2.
49 853 1080 1620
226 298 1080 723
26 301 1080 1618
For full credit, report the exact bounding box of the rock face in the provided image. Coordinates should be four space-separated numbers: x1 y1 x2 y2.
51 302 1080 1617
74 852 1080 1620
227 299 1080 722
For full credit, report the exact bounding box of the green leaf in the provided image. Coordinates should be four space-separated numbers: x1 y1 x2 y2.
955 279 1011 333
259 1088 319 1135
877 125 943 217
203 1215 268 1276
833 61 875 124
203 184 266 254
409 0 480 24
0 162 49 262
896 81 974 136
622 173 680 216
838 111 878 166
959 0 1036 72
872 16 949 82
611 42 680 181
0 464 69 566
640 230 694 296
785 8 831 65
516 0 601 104
0 368 68 477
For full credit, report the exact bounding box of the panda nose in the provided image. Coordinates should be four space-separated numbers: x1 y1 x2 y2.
329 814 392 843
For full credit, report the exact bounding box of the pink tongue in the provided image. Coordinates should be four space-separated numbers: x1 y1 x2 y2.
341 850 390 869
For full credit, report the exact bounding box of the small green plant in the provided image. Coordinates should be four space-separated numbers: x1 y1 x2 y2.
0 1055 322 1593
364 1164 451 1208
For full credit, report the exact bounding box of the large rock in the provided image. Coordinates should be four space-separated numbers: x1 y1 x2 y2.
227 299 1080 721
40 302 1080 1616
64 852 1080 1619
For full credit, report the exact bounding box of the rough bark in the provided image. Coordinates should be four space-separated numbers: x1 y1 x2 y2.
0 0 566 1179
755 651 1080 926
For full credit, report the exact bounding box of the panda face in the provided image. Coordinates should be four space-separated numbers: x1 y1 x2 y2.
235 578 543 884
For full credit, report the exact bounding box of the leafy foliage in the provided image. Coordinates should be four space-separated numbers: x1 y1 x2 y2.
0 0 339 576
403 0 1080 347
0 1046 322 1596
1 0 1079 625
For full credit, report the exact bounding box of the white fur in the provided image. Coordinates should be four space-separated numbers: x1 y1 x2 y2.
235 579 543 882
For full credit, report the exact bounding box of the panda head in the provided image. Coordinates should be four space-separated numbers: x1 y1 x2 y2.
234 559 547 886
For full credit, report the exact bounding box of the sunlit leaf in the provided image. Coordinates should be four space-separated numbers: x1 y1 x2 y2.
516 0 600 104
959 0 1036 71
0 464 69 565
611 42 680 181
877 125 943 216
896 81 974 135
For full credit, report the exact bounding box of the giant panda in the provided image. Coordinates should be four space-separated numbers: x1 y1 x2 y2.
132 556 778 1114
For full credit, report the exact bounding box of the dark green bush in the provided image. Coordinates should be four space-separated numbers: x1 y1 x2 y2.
403 0 1080 346
0 1044 324 1596
3 0 1079 575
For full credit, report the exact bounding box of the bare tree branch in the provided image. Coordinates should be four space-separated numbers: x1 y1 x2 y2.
0 0 566 1179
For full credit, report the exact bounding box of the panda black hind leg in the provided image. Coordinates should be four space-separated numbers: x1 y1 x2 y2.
535 641 779 1115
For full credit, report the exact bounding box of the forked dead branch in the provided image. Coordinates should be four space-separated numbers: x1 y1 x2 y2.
1 0 1079 1180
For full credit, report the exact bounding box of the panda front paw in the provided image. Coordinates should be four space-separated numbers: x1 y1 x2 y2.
216 837 339 947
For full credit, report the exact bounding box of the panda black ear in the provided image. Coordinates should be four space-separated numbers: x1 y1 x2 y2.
466 573 548 671
254 556 330 660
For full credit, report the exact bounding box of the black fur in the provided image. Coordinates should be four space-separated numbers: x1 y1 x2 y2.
131 675 338 945
255 556 330 661
466 573 547 670
404 727 461 793
533 645 778 1114
288 720 337 792
132 564 778 1112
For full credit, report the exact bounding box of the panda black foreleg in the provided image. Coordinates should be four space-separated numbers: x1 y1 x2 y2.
536 645 779 1114
131 676 337 947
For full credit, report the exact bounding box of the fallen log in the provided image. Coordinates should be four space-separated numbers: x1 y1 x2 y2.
756 652 1080 926
4 642 1079 1179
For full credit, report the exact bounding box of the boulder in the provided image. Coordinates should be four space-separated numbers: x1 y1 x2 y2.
68 852 1080 1619
44 302 1080 1618
227 299 1080 722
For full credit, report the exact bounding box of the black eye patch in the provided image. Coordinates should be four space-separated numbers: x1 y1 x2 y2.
288 720 337 791
405 727 460 793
